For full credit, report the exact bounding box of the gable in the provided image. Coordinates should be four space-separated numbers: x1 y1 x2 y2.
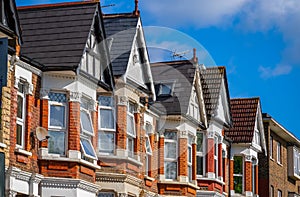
188 86 200 121
252 103 267 153
215 79 231 125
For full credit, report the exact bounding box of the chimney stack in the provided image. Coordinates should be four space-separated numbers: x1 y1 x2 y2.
133 0 140 16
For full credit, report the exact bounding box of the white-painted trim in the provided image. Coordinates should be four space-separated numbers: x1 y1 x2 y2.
0 142 7 148
15 148 32 156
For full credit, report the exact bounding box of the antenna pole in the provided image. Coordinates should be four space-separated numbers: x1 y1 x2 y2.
133 0 140 16
193 48 197 63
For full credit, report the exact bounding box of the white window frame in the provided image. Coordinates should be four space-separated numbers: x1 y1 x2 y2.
48 92 67 156
127 102 136 158
16 81 26 148
196 132 206 177
145 123 152 176
164 131 178 180
294 148 300 176
270 185 274 197
233 155 244 194
277 141 282 164
214 136 218 178
278 190 282 197
188 135 193 182
80 96 97 160
270 135 273 159
98 95 115 155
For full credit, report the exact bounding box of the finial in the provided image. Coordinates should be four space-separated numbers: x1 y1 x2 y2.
133 0 140 16
193 48 197 63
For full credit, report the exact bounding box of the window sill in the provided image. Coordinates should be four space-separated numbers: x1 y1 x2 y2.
144 175 155 182
158 179 199 189
270 157 274 162
0 142 7 148
15 148 32 156
196 176 225 185
277 162 283 167
97 154 143 166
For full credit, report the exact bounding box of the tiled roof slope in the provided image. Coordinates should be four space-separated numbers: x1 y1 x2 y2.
18 2 98 69
103 14 138 76
226 98 259 143
151 60 195 115
200 66 231 121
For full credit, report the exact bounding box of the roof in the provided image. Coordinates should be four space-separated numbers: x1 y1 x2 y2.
200 66 231 122
150 60 196 115
18 1 98 70
226 97 260 143
103 13 139 76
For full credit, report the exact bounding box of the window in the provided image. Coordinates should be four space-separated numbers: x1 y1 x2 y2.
233 156 243 194
98 96 115 154
188 135 193 182
164 131 177 180
278 190 282 197
270 135 273 159
277 141 282 164
145 122 152 176
127 102 136 158
48 92 67 155
196 132 205 176
16 82 26 148
214 136 218 178
80 97 97 160
156 82 174 96
252 159 256 194
270 185 274 197
98 192 115 197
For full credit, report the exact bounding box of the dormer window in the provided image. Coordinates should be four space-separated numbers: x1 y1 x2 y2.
156 82 174 97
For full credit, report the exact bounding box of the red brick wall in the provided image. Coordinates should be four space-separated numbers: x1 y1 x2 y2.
244 161 252 192
178 137 187 176
229 159 234 191
158 136 164 175
207 138 214 173
116 105 126 150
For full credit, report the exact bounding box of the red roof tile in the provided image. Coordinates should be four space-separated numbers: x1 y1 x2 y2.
226 98 259 143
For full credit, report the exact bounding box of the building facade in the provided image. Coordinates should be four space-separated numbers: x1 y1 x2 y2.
258 113 300 197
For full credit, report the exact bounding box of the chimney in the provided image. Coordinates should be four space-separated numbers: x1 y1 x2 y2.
133 0 140 16
193 48 197 63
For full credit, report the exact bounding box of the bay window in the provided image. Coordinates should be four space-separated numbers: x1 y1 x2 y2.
164 131 177 180
233 156 243 194
98 95 115 154
16 82 26 148
48 92 67 155
127 102 136 158
196 132 205 176
80 97 97 160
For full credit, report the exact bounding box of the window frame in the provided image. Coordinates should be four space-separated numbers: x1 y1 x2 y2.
188 135 193 182
16 82 26 148
164 131 178 180
145 122 153 176
233 155 244 194
270 185 274 197
98 95 116 155
277 189 282 197
270 135 273 159
277 141 282 164
214 136 218 178
48 92 67 156
196 132 205 177
127 102 136 158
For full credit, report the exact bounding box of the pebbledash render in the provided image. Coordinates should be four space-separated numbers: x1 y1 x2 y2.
0 0 300 197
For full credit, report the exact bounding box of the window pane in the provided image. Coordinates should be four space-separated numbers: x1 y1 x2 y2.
188 166 192 182
81 110 93 134
16 124 22 146
197 156 203 175
127 115 135 136
48 131 65 155
48 92 66 102
98 132 114 153
145 137 152 154
197 133 203 152
160 84 172 95
95 57 100 78
100 109 114 129
165 132 177 140
145 123 152 134
188 146 192 163
165 142 176 159
234 176 243 194
127 137 134 157
99 96 113 107
50 105 65 127
81 138 96 158
165 162 177 179
17 95 23 119
234 156 243 174
98 193 114 197
128 103 135 114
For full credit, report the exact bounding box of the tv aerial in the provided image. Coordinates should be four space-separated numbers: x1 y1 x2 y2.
171 50 191 60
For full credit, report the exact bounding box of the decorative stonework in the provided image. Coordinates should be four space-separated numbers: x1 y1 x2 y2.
245 155 252 162
69 91 81 102
96 173 143 188
208 131 215 139
40 88 50 100
179 130 188 138
15 60 42 76
118 96 128 106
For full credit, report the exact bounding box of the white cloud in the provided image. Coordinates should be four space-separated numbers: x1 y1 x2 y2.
258 64 292 79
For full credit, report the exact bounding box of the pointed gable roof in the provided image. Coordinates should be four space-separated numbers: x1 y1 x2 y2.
103 13 139 77
151 60 196 116
17 1 99 70
227 97 260 143
200 66 232 123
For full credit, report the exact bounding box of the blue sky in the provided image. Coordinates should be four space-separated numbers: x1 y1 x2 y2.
16 0 300 138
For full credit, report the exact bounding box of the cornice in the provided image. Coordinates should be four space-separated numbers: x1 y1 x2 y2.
96 172 142 187
15 58 42 76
